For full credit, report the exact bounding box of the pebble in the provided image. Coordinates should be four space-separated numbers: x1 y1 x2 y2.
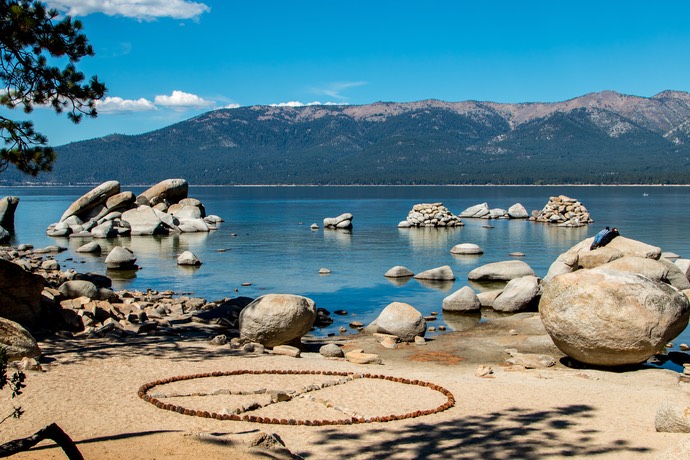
414 336 426 345
680 343 689 351
349 321 363 328
319 268 332 274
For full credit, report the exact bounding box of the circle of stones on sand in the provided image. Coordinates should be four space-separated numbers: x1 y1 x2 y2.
138 369 455 425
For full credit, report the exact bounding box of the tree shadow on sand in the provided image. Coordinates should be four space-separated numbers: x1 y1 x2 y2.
299 404 649 459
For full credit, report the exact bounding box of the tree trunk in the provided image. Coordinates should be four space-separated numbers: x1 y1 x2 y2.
0 423 83 459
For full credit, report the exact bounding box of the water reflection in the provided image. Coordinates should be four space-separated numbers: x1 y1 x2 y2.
106 268 138 280
385 276 413 287
415 278 455 291
443 311 482 331
400 227 463 250
541 224 589 247
323 229 352 247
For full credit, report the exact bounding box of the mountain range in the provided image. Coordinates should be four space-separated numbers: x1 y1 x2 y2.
4 90 690 185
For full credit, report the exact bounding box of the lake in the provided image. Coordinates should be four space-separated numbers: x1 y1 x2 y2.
2 185 690 369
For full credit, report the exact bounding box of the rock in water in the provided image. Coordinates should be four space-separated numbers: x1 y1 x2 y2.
365 302 426 341
177 251 202 266
442 286 481 312
414 265 455 281
104 246 138 269
60 180 120 222
136 178 189 206
384 266 414 278
540 269 690 367
492 276 541 312
239 294 316 347
468 260 535 281
0 196 20 227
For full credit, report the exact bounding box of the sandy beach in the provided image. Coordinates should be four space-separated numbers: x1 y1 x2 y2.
1 312 688 459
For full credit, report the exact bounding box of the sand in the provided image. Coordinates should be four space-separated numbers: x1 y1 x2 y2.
1 313 689 459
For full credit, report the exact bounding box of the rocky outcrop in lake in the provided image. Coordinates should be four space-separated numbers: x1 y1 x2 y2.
532 195 593 226
459 202 529 219
398 203 463 228
46 179 222 239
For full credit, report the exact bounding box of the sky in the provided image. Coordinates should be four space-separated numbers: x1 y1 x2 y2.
7 0 690 146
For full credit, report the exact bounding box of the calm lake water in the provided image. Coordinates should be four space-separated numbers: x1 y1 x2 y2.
2 185 690 369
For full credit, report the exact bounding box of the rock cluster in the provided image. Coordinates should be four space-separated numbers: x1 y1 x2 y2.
45 179 223 238
459 202 529 219
323 213 353 229
532 195 593 226
540 235 690 367
398 203 463 228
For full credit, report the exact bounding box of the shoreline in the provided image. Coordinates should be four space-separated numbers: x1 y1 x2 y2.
0 183 688 188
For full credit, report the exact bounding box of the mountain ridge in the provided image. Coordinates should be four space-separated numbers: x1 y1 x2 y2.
3 90 690 185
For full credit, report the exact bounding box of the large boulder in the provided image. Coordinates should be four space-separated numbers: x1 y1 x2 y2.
105 191 136 212
0 196 20 227
414 265 455 281
0 259 44 328
540 269 690 367
239 294 316 348
177 251 202 266
121 206 167 235
0 317 41 361
492 276 541 312
442 286 481 312
0 225 9 244
136 179 189 206
468 260 535 282
60 180 120 222
365 302 426 342
450 243 483 255
384 266 414 278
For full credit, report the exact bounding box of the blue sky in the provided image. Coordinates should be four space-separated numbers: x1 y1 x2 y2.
10 0 690 146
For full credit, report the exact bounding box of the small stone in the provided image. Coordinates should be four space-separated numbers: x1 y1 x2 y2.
475 365 494 377
414 336 426 345
509 329 518 336
311 223 319 229
272 345 301 358
41 259 60 271
319 343 344 358
270 391 292 403
509 252 526 257
210 334 227 346
241 282 252 286
339 327 347 333
438 325 446 331
349 321 363 328
681 344 690 351
319 268 331 274
428 327 436 332
334 310 348 315
345 351 382 365
378 337 398 349
666 343 674 348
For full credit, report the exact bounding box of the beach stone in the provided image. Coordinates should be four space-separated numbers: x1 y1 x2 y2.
384 266 414 278
365 301 426 342
238 294 316 348
41 259 60 271
0 317 41 361
505 349 556 368
450 243 483 255
0 196 19 227
0 259 44 328
468 260 535 282
319 343 344 358
60 181 120 222
76 242 101 254
345 351 382 364
492 276 541 312
177 251 202 266
540 269 690 367
136 178 189 206
59 280 99 300
272 344 301 358
414 265 455 281
104 246 137 269
655 400 690 433
121 206 167 235
507 203 529 219
442 286 481 312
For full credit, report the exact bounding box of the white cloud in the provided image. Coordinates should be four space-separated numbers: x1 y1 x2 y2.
223 103 241 109
269 101 347 108
46 0 210 21
154 90 215 110
95 96 156 113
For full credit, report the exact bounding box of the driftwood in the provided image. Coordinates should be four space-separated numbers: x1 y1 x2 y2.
0 423 83 459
